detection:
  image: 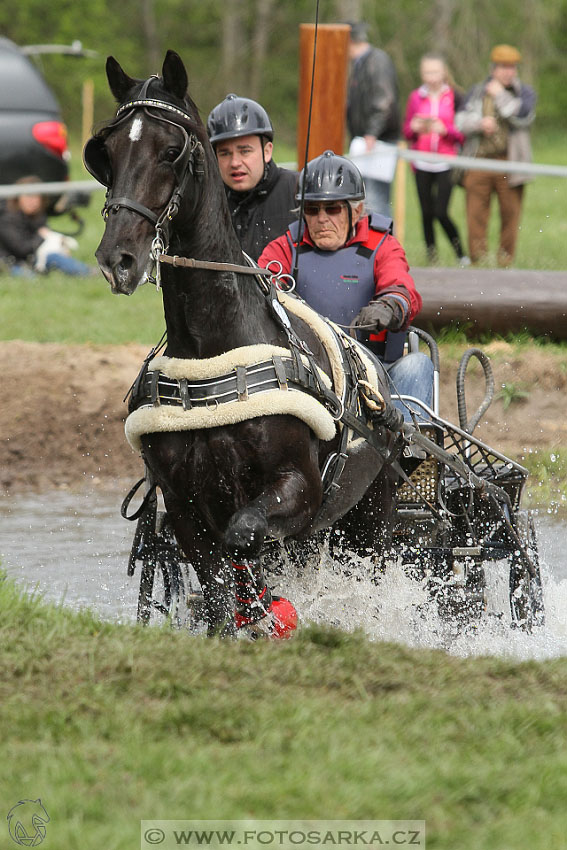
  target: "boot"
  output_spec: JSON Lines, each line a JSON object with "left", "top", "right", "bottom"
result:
{"left": 233, "top": 560, "right": 297, "bottom": 639}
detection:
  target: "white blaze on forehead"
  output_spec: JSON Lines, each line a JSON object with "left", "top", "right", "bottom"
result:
{"left": 129, "top": 117, "right": 143, "bottom": 142}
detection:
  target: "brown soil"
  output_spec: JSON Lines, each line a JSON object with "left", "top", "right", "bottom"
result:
{"left": 1, "top": 340, "right": 565, "bottom": 495}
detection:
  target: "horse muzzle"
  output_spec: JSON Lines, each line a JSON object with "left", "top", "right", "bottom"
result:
{"left": 96, "top": 246, "right": 151, "bottom": 295}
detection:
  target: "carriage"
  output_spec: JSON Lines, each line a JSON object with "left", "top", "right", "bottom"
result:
{"left": 84, "top": 50, "right": 544, "bottom": 638}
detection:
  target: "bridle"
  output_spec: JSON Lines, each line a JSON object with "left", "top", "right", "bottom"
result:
{"left": 83, "top": 77, "right": 206, "bottom": 280}
{"left": 84, "top": 75, "right": 278, "bottom": 289}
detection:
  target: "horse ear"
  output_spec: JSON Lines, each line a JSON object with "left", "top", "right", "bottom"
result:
{"left": 106, "top": 56, "right": 137, "bottom": 103}
{"left": 161, "top": 50, "right": 188, "bottom": 101}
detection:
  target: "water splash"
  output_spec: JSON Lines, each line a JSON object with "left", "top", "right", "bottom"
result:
{"left": 269, "top": 540, "right": 567, "bottom": 661}
{"left": 1, "top": 490, "right": 566, "bottom": 658}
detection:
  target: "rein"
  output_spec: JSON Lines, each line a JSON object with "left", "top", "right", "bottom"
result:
{"left": 158, "top": 254, "right": 271, "bottom": 276}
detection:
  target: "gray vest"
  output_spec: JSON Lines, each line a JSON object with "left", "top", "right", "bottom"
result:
{"left": 287, "top": 214, "right": 405, "bottom": 362}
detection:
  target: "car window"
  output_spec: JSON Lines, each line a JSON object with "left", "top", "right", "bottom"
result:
{"left": 0, "top": 38, "right": 59, "bottom": 113}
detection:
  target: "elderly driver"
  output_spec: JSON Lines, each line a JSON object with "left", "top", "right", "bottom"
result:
{"left": 258, "top": 150, "right": 433, "bottom": 419}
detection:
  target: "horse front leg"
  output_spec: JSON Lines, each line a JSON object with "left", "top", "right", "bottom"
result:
{"left": 224, "top": 467, "right": 321, "bottom": 639}
{"left": 224, "top": 467, "right": 322, "bottom": 558}
{"left": 166, "top": 506, "right": 236, "bottom": 637}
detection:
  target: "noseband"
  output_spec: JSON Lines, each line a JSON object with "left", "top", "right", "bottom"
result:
{"left": 84, "top": 76, "right": 205, "bottom": 264}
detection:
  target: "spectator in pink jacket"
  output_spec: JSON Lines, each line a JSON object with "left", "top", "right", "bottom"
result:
{"left": 403, "top": 54, "right": 469, "bottom": 266}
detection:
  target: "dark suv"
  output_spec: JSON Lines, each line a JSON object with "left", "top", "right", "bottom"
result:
{"left": 0, "top": 37, "right": 75, "bottom": 210}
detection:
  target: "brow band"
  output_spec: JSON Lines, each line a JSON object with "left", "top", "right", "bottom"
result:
{"left": 116, "top": 98, "right": 194, "bottom": 122}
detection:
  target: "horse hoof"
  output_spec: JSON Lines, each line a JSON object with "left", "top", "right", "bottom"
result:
{"left": 236, "top": 596, "right": 297, "bottom": 640}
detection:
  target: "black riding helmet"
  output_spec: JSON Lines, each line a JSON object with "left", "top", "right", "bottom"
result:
{"left": 295, "top": 150, "right": 365, "bottom": 203}
{"left": 207, "top": 94, "right": 274, "bottom": 145}
{"left": 296, "top": 151, "right": 365, "bottom": 239}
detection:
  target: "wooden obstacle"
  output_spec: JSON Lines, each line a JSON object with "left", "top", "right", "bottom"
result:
{"left": 297, "top": 24, "right": 350, "bottom": 165}
{"left": 412, "top": 268, "right": 567, "bottom": 339}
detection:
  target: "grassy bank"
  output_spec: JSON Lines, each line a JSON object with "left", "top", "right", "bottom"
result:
{"left": 1, "top": 573, "right": 566, "bottom": 850}
{"left": 1, "top": 128, "right": 564, "bottom": 340}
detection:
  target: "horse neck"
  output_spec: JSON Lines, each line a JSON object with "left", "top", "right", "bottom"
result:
{"left": 161, "top": 194, "right": 280, "bottom": 359}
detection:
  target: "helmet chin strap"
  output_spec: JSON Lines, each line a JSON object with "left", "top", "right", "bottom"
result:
{"left": 347, "top": 204, "right": 354, "bottom": 240}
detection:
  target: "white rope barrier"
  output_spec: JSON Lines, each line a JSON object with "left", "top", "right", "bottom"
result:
{"left": 283, "top": 145, "right": 567, "bottom": 179}
{"left": 0, "top": 179, "right": 104, "bottom": 199}
{"left": 393, "top": 146, "right": 567, "bottom": 178}
{"left": 1, "top": 145, "right": 565, "bottom": 201}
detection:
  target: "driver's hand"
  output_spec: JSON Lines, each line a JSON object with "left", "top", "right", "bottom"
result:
{"left": 354, "top": 298, "right": 403, "bottom": 332}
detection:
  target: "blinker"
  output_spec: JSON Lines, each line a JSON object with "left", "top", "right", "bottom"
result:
{"left": 83, "top": 135, "right": 113, "bottom": 188}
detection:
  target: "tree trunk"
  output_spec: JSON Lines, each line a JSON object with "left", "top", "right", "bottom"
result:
{"left": 141, "top": 0, "right": 160, "bottom": 75}
{"left": 431, "top": 0, "right": 456, "bottom": 56}
{"left": 222, "top": 0, "right": 246, "bottom": 94}
{"left": 250, "top": 0, "right": 275, "bottom": 101}
{"left": 334, "top": 0, "right": 363, "bottom": 22}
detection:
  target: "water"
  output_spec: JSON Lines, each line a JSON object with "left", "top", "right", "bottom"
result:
{"left": 1, "top": 489, "right": 566, "bottom": 659}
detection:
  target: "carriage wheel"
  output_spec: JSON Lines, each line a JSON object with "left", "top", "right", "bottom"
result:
{"left": 136, "top": 513, "right": 206, "bottom": 629}
{"left": 509, "top": 510, "right": 545, "bottom": 631}
{"left": 420, "top": 551, "right": 486, "bottom": 626}
{"left": 137, "top": 556, "right": 184, "bottom": 625}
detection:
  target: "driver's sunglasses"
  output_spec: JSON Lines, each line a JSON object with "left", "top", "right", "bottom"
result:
{"left": 303, "top": 202, "right": 346, "bottom": 217}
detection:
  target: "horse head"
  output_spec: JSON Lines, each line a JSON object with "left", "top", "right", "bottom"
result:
{"left": 84, "top": 51, "right": 221, "bottom": 295}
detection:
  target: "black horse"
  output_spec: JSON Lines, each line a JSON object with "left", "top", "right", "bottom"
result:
{"left": 85, "top": 50, "right": 402, "bottom": 635}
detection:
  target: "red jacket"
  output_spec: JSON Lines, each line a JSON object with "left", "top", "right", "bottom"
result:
{"left": 258, "top": 215, "right": 422, "bottom": 327}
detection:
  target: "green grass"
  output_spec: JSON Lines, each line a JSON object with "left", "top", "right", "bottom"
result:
{"left": 1, "top": 571, "right": 567, "bottom": 850}
{"left": 0, "top": 127, "right": 562, "bottom": 344}
{"left": 0, "top": 273, "right": 164, "bottom": 344}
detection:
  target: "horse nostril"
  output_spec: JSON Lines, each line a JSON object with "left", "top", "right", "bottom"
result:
{"left": 117, "top": 254, "right": 134, "bottom": 274}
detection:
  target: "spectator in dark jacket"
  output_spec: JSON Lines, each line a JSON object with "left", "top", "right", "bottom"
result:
{"left": 0, "top": 176, "right": 94, "bottom": 277}
{"left": 346, "top": 21, "right": 400, "bottom": 217}
{"left": 207, "top": 94, "right": 297, "bottom": 261}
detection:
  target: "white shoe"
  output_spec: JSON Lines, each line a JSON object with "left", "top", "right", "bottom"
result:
{"left": 459, "top": 256, "right": 472, "bottom": 267}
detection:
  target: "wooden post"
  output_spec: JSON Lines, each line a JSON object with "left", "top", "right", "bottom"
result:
{"left": 393, "top": 141, "right": 407, "bottom": 244}
{"left": 297, "top": 24, "right": 350, "bottom": 168}
{"left": 82, "top": 79, "right": 95, "bottom": 148}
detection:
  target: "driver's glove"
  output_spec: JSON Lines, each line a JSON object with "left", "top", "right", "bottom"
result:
{"left": 354, "top": 297, "right": 405, "bottom": 332}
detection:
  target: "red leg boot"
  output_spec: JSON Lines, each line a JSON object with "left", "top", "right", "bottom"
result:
{"left": 233, "top": 560, "right": 297, "bottom": 640}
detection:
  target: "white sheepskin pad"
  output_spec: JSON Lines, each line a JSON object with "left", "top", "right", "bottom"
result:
{"left": 125, "top": 386, "right": 336, "bottom": 450}
{"left": 279, "top": 292, "right": 381, "bottom": 397}
{"left": 125, "top": 342, "right": 337, "bottom": 451}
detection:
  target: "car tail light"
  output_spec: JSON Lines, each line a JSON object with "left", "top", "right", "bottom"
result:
{"left": 32, "top": 121, "right": 68, "bottom": 158}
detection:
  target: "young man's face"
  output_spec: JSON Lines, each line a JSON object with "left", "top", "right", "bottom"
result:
{"left": 215, "top": 134, "right": 273, "bottom": 192}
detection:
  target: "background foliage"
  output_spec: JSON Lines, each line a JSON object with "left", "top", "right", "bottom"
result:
{"left": 1, "top": 0, "right": 567, "bottom": 150}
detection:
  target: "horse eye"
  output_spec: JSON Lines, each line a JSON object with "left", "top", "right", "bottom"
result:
{"left": 163, "top": 148, "right": 180, "bottom": 163}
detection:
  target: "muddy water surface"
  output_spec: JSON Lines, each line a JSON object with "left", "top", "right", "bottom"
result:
{"left": 2, "top": 489, "right": 566, "bottom": 659}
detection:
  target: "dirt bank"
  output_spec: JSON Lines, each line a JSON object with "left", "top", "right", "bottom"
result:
{"left": 1, "top": 340, "right": 565, "bottom": 494}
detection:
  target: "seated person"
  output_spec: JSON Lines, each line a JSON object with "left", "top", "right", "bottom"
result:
{"left": 0, "top": 176, "right": 94, "bottom": 277}
{"left": 207, "top": 94, "right": 297, "bottom": 261}
{"left": 258, "top": 150, "right": 433, "bottom": 420}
